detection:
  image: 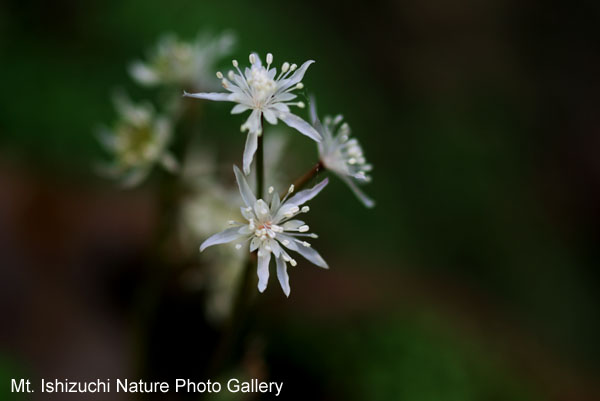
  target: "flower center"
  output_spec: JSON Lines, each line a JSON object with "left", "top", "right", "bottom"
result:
{"left": 247, "top": 66, "right": 276, "bottom": 107}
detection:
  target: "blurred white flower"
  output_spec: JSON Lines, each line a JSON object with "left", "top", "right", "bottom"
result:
{"left": 179, "top": 167, "right": 246, "bottom": 323}
{"left": 129, "top": 32, "right": 235, "bottom": 90}
{"left": 97, "top": 94, "right": 177, "bottom": 187}
{"left": 184, "top": 52, "right": 322, "bottom": 174}
{"left": 310, "top": 102, "right": 375, "bottom": 208}
{"left": 200, "top": 165, "right": 329, "bottom": 297}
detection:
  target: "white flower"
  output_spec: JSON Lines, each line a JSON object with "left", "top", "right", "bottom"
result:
{"left": 310, "top": 102, "right": 375, "bottom": 208}
{"left": 183, "top": 52, "right": 322, "bottom": 174}
{"left": 129, "top": 31, "right": 235, "bottom": 90}
{"left": 97, "top": 94, "right": 178, "bottom": 187}
{"left": 200, "top": 165, "right": 329, "bottom": 297}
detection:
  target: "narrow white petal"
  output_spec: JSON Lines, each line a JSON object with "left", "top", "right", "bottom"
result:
{"left": 234, "top": 165, "right": 257, "bottom": 207}
{"left": 263, "top": 108, "right": 278, "bottom": 125}
{"left": 231, "top": 104, "right": 250, "bottom": 114}
{"left": 270, "top": 103, "right": 290, "bottom": 113}
{"left": 250, "top": 237, "right": 261, "bottom": 252}
{"left": 96, "top": 127, "right": 117, "bottom": 151}
{"left": 269, "top": 239, "right": 282, "bottom": 258}
{"left": 270, "top": 190, "right": 280, "bottom": 213}
{"left": 278, "top": 112, "right": 322, "bottom": 142}
{"left": 257, "top": 249, "right": 271, "bottom": 292}
{"left": 251, "top": 53, "right": 262, "bottom": 67}
{"left": 287, "top": 60, "right": 314, "bottom": 86}
{"left": 276, "top": 256, "right": 290, "bottom": 297}
{"left": 238, "top": 225, "right": 253, "bottom": 235}
{"left": 309, "top": 96, "right": 318, "bottom": 124}
{"left": 183, "top": 91, "right": 232, "bottom": 101}
{"left": 159, "top": 153, "right": 179, "bottom": 172}
{"left": 128, "top": 62, "right": 159, "bottom": 86}
{"left": 241, "top": 206, "right": 254, "bottom": 220}
{"left": 274, "top": 93, "right": 297, "bottom": 102}
{"left": 120, "top": 167, "right": 150, "bottom": 188}
{"left": 278, "top": 233, "right": 328, "bottom": 268}
{"left": 307, "top": 97, "right": 328, "bottom": 140}
{"left": 278, "top": 60, "right": 314, "bottom": 90}
{"left": 200, "top": 227, "right": 245, "bottom": 252}
{"left": 339, "top": 174, "right": 375, "bottom": 208}
{"left": 254, "top": 199, "right": 270, "bottom": 221}
{"left": 285, "top": 178, "right": 329, "bottom": 206}
{"left": 242, "top": 108, "right": 262, "bottom": 133}
{"left": 282, "top": 220, "right": 305, "bottom": 230}
{"left": 242, "top": 130, "right": 258, "bottom": 175}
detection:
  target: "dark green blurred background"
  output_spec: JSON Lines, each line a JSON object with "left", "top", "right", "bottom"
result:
{"left": 1, "top": 0, "right": 599, "bottom": 400}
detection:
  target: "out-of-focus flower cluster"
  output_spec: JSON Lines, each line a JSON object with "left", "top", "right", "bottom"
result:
{"left": 97, "top": 94, "right": 177, "bottom": 187}
{"left": 130, "top": 32, "right": 235, "bottom": 91}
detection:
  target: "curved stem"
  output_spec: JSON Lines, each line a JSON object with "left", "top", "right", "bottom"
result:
{"left": 281, "top": 161, "right": 325, "bottom": 199}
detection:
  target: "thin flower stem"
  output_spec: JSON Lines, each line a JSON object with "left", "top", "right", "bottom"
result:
{"left": 281, "top": 161, "right": 325, "bottom": 199}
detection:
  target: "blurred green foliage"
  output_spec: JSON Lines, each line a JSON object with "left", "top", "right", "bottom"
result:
{"left": 1, "top": 0, "right": 598, "bottom": 398}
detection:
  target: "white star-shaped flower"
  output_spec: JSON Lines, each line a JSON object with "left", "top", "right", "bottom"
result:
{"left": 200, "top": 165, "right": 329, "bottom": 297}
{"left": 184, "top": 52, "right": 322, "bottom": 174}
{"left": 310, "top": 102, "right": 375, "bottom": 208}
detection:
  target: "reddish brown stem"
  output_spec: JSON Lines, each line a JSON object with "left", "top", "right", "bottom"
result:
{"left": 282, "top": 161, "right": 325, "bottom": 199}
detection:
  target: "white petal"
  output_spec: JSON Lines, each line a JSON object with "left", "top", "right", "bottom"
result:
{"left": 270, "top": 103, "right": 290, "bottom": 113}
{"left": 285, "top": 178, "right": 329, "bottom": 206}
{"left": 242, "top": 130, "right": 259, "bottom": 175}
{"left": 238, "top": 225, "right": 253, "bottom": 235}
{"left": 251, "top": 53, "right": 262, "bottom": 67}
{"left": 242, "top": 108, "right": 262, "bottom": 133}
{"left": 160, "top": 153, "right": 179, "bottom": 172}
{"left": 269, "top": 239, "right": 282, "bottom": 258}
{"left": 282, "top": 220, "right": 305, "bottom": 230}
{"left": 339, "top": 174, "right": 375, "bottom": 208}
{"left": 307, "top": 97, "right": 328, "bottom": 142}
{"left": 250, "top": 237, "right": 261, "bottom": 252}
{"left": 276, "top": 256, "right": 290, "bottom": 297}
{"left": 200, "top": 227, "right": 245, "bottom": 252}
{"left": 128, "top": 62, "right": 159, "bottom": 86}
{"left": 274, "top": 93, "right": 297, "bottom": 102}
{"left": 120, "top": 167, "right": 150, "bottom": 188}
{"left": 278, "top": 60, "right": 314, "bottom": 91}
{"left": 263, "top": 108, "right": 278, "bottom": 125}
{"left": 309, "top": 96, "right": 318, "bottom": 124}
{"left": 257, "top": 249, "right": 271, "bottom": 292}
{"left": 254, "top": 199, "right": 270, "bottom": 221}
{"left": 287, "top": 60, "right": 314, "bottom": 86}
{"left": 270, "top": 190, "right": 280, "bottom": 212}
{"left": 183, "top": 91, "right": 232, "bottom": 101}
{"left": 241, "top": 206, "right": 254, "bottom": 220}
{"left": 231, "top": 104, "right": 250, "bottom": 114}
{"left": 234, "top": 165, "right": 257, "bottom": 207}
{"left": 278, "top": 112, "right": 322, "bottom": 142}
{"left": 278, "top": 234, "right": 328, "bottom": 268}
{"left": 96, "top": 127, "right": 117, "bottom": 151}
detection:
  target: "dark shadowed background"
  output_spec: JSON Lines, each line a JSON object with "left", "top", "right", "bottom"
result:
{"left": 1, "top": 0, "right": 599, "bottom": 400}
